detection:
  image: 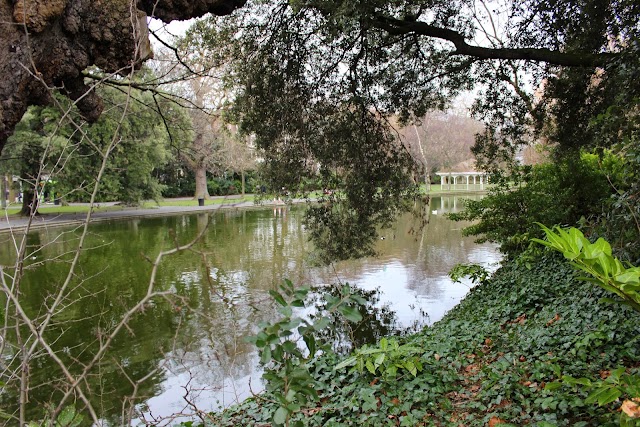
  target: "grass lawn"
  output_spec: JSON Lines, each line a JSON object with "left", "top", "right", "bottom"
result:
{"left": 1, "top": 204, "right": 128, "bottom": 216}
{"left": 142, "top": 195, "right": 255, "bottom": 208}
{"left": 1, "top": 196, "right": 257, "bottom": 217}
{"left": 2, "top": 188, "right": 487, "bottom": 216}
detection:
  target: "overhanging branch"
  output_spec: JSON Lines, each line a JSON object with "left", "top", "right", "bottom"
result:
{"left": 372, "top": 16, "right": 618, "bottom": 68}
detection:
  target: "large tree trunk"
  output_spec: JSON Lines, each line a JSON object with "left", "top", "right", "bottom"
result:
{"left": 241, "top": 170, "right": 245, "bottom": 195}
{"left": 195, "top": 166, "right": 209, "bottom": 200}
{"left": 0, "top": 0, "right": 245, "bottom": 155}
{"left": 20, "top": 188, "right": 38, "bottom": 216}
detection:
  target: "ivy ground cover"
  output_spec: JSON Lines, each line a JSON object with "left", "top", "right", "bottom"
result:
{"left": 197, "top": 253, "right": 640, "bottom": 426}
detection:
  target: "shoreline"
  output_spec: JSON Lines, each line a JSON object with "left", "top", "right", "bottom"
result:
{"left": 0, "top": 198, "right": 299, "bottom": 233}
{"left": 0, "top": 190, "right": 488, "bottom": 234}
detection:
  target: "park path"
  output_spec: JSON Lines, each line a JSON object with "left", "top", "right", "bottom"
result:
{"left": 0, "top": 197, "right": 293, "bottom": 233}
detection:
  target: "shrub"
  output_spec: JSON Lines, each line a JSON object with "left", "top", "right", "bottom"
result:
{"left": 450, "top": 152, "right": 618, "bottom": 257}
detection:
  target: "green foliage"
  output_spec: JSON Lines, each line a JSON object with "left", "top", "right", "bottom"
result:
{"left": 534, "top": 226, "right": 640, "bottom": 425}
{"left": 158, "top": 165, "right": 196, "bottom": 198}
{"left": 334, "top": 337, "right": 423, "bottom": 379}
{"left": 450, "top": 154, "right": 616, "bottom": 257}
{"left": 56, "top": 85, "right": 169, "bottom": 205}
{"left": 449, "top": 263, "right": 491, "bottom": 286}
{"left": 4, "top": 80, "right": 171, "bottom": 206}
{"left": 590, "top": 90, "right": 640, "bottom": 264}
{"left": 191, "top": 252, "right": 640, "bottom": 426}
{"left": 247, "top": 280, "right": 364, "bottom": 426}
{"left": 533, "top": 224, "right": 640, "bottom": 313}
{"left": 548, "top": 368, "right": 640, "bottom": 407}
{"left": 206, "top": 174, "right": 257, "bottom": 196}
{"left": 27, "top": 406, "right": 83, "bottom": 427}
{"left": 306, "top": 284, "right": 400, "bottom": 355}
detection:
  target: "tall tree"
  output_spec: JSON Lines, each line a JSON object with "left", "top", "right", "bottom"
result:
{"left": 151, "top": 37, "right": 257, "bottom": 200}
{"left": 3, "top": 83, "right": 171, "bottom": 212}
{"left": 395, "top": 111, "right": 485, "bottom": 184}
{"left": 0, "top": 0, "right": 245, "bottom": 153}
{"left": 174, "top": 0, "right": 638, "bottom": 260}
{"left": 220, "top": 126, "right": 257, "bottom": 195}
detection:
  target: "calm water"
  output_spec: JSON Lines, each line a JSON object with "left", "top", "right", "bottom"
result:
{"left": 0, "top": 196, "right": 500, "bottom": 425}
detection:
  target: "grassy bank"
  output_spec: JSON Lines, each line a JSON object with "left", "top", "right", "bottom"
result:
{"left": 201, "top": 253, "right": 640, "bottom": 426}
{"left": 1, "top": 186, "right": 484, "bottom": 216}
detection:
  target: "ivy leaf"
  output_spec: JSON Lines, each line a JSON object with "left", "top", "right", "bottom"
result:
{"left": 273, "top": 406, "right": 289, "bottom": 425}
{"left": 335, "top": 356, "right": 357, "bottom": 371}
{"left": 365, "top": 359, "right": 376, "bottom": 374}
{"left": 545, "top": 381, "right": 563, "bottom": 391}
{"left": 313, "top": 317, "right": 331, "bottom": 331}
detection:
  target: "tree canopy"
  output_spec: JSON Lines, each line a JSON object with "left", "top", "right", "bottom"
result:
{"left": 175, "top": 0, "right": 639, "bottom": 261}
{"left": 3, "top": 82, "right": 174, "bottom": 210}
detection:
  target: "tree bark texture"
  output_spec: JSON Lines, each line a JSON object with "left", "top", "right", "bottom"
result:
{"left": 195, "top": 166, "right": 209, "bottom": 200}
{"left": 0, "top": 0, "right": 245, "bottom": 154}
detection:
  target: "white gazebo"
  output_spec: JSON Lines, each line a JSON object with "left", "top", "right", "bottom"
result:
{"left": 436, "top": 159, "right": 488, "bottom": 191}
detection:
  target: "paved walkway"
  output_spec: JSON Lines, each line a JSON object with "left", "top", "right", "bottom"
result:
{"left": 0, "top": 197, "right": 294, "bottom": 233}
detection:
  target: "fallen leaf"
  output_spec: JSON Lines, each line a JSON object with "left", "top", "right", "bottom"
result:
{"left": 621, "top": 400, "right": 640, "bottom": 418}
{"left": 488, "top": 416, "right": 507, "bottom": 426}
{"left": 546, "top": 313, "right": 561, "bottom": 326}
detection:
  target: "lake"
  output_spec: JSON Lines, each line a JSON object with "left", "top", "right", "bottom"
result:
{"left": 0, "top": 195, "right": 500, "bottom": 425}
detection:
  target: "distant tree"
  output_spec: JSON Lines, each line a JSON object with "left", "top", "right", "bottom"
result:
{"left": 219, "top": 125, "right": 257, "bottom": 195}
{"left": 3, "top": 83, "right": 171, "bottom": 212}
{"left": 2, "top": 106, "right": 62, "bottom": 215}
{"left": 395, "top": 111, "right": 484, "bottom": 185}
{"left": 151, "top": 43, "right": 248, "bottom": 200}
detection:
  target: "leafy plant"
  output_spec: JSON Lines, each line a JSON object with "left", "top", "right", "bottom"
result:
{"left": 247, "top": 280, "right": 364, "bottom": 426}
{"left": 27, "top": 406, "right": 83, "bottom": 427}
{"left": 305, "top": 284, "right": 401, "bottom": 355}
{"left": 450, "top": 154, "right": 615, "bottom": 257}
{"left": 532, "top": 224, "right": 640, "bottom": 313}
{"left": 449, "top": 263, "right": 491, "bottom": 286}
{"left": 546, "top": 368, "right": 640, "bottom": 426}
{"left": 334, "top": 337, "right": 423, "bottom": 379}
{"left": 534, "top": 225, "right": 640, "bottom": 425}
{"left": 190, "top": 252, "right": 640, "bottom": 426}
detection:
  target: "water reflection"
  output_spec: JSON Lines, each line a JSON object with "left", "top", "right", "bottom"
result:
{"left": 0, "top": 196, "right": 499, "bottom": 424}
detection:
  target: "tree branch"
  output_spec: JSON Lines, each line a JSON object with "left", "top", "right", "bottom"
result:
{"left": 372, "top": 16, "right": 617, "bottom": 67}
